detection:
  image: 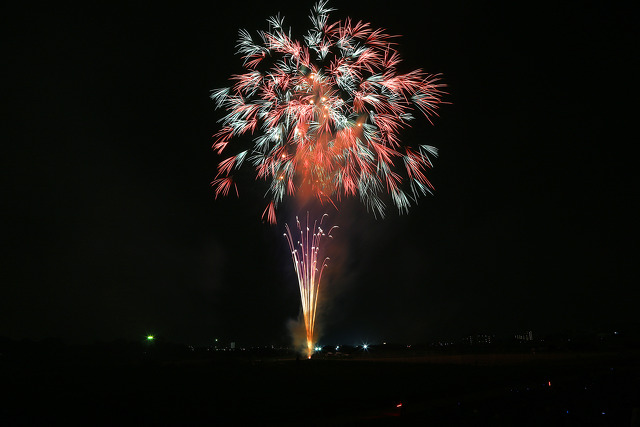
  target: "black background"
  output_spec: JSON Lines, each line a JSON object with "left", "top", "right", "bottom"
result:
{"left": 2, "top": 0, "right": 637, "bottom": 347}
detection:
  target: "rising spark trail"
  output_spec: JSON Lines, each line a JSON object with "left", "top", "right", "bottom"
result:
{"left": 284, "top": 213, "right": 337, "bottom": 358}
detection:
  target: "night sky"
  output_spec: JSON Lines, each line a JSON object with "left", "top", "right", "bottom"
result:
{"left": 3, "top": 1, "right": 636, "bottom": 347}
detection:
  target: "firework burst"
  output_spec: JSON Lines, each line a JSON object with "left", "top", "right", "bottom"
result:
{"left": 211, "top": 0, "right": 445, "bottom": 223}
{"left": 284, "top": 213, "right": 337, "bottom": 358}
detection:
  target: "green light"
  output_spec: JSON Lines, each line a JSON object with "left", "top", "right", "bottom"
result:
{"left": 147, "top": 335, "right": 154, "bottom": 341}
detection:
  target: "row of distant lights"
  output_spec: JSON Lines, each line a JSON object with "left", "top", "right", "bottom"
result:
{"left": 148, "top": 331, "right": 623, "bottom": 346}
{"left": 149, "top": 336, "right": 409, "bottom": 352}
{"left": 313, "top": 344, "right": 369, "bottom": 352}
{"left": 314, "top": 343, "right": 417, "bottom": 351}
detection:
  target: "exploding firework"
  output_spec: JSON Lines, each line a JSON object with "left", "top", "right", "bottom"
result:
{"left": 211, "top": 0, "right": 444, "bottom": 223}
{"left": 284, "top": 213, "right": 337, "bottom": 358}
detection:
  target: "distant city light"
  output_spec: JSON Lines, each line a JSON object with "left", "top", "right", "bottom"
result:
{"left": 363, "top": 344, "right": 368, "bottom": 350}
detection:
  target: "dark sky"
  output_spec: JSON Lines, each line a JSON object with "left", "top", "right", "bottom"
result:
{"left": 2, "top": 1, "right": 637, "bottom": 347}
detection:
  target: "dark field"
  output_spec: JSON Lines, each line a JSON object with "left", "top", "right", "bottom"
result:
{"left": 2, "top": 344, "right": 639, "bottom": 426}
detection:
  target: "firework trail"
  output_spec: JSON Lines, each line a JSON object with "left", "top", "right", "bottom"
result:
{"left": 284, "top": 213, "right": 337, "bottom": 358}
{"left": 211, "top": 0, "right": 444, "bottom": 223}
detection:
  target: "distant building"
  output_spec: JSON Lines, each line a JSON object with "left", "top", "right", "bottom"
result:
{"left": 463, "top": 334, "right": 493, "bottom": 345}
{"left": 515, "top": 331, "right": 534, "bottom": 341}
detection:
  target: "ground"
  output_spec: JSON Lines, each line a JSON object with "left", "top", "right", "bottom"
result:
{"left": 2, "top": 345, "right": 639, "bottom": 425}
